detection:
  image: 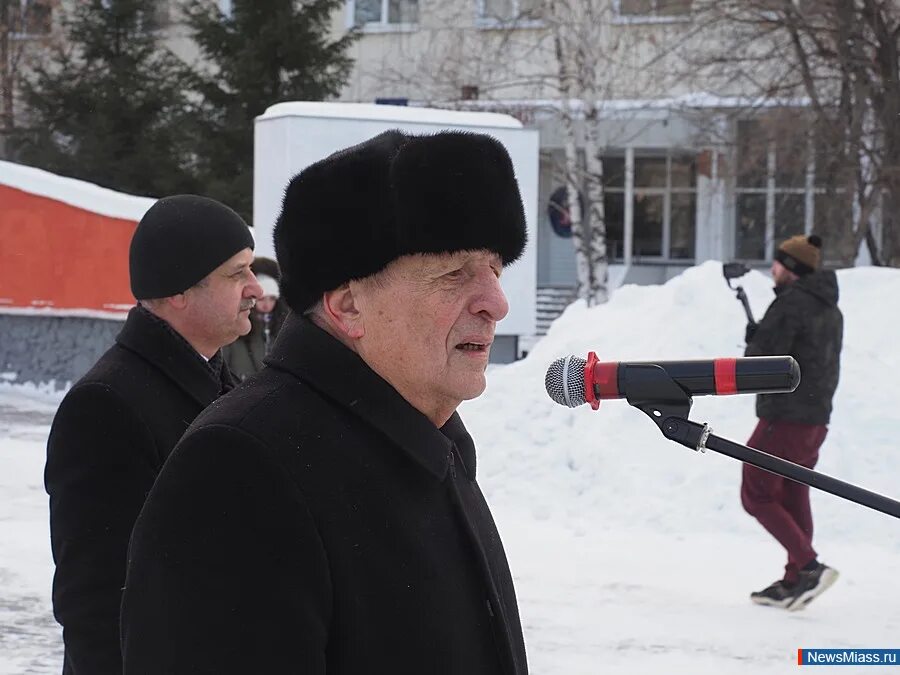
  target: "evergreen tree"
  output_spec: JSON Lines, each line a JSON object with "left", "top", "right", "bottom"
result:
{"left": 183, "top": 0, "right": 356, "bottom": 221}
{"left": 15, "top": 0, "right": 199, "bottom": 197}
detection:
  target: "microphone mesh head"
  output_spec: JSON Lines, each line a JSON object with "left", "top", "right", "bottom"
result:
{"left": 545, "top": 356, "right": 587, "bottom": 407}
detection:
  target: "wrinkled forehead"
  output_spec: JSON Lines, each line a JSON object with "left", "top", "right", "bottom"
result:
{"left": 393, "top": 249, "right": 503, "bottom": 273}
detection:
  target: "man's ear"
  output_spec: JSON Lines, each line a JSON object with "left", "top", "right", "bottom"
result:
{"left": 166, "top": 293, "right": 188, "bottom": 311}
{"left": 322, "top": 283, "right": 365, "bottom": 340}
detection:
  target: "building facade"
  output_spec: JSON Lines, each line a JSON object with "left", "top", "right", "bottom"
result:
{"left": 329, "top": 0, "right": 854, "bottom": 301}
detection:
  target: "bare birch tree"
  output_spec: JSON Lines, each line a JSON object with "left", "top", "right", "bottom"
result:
{"left": 356, "top": 0, "right": 690, "bottom": 305}
{"left": 547, "top": 0, "right": 609, "bottom": 305}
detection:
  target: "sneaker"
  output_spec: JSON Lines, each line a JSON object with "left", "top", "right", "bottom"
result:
{"left": 786, "top": 563, "right": 839, "bottom": 612}
{"left": 750, "top": 579, "right": 797, "bottom": 608}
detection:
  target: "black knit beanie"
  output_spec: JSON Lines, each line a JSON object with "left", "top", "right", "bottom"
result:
{"left": 775, "top": 234, "right": 822, "bottom": 276}
{"left": 274, "top": 130, "right": 527, "bottom": 313}
{"left": 130, "top": 195, "right": 255, "bottom": 300}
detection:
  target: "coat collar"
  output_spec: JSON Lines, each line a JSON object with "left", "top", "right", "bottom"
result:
{"left": 116, "top": 305, "right": 235, "bottom": 408}
{"left": 265, "top": 314, "right": 477, "bottom": 481}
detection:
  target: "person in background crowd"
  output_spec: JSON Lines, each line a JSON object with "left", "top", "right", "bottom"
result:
{"left": 742, "top": 234, "right": 843, "bottom": 611}
{"left": 45, "top": 195, "right": 262, "bottom": 674}
{"left": 223, "top": 256, "right": 288, "bottom": 380}
{"left": 121, "top": 130, "right": 529, "bottom": 674}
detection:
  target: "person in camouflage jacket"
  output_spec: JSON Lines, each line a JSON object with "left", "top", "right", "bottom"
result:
{"left": 742, "top": 234, "right": 843, "bottom": 612}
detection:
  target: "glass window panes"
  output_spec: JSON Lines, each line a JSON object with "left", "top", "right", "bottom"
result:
{"left": 354, "top": 0, "right": 382, "bottom": 25}
{"left": 602, "top": 157, "right": 625, "bottom": 189}
{"left": 388, "top": 0, "right": 418, "bottom": 23}
{"left": 482, "top": 0, "right": 512, "bottom": 18}
{"left": 519, "top": 0, "right": 542, "bottom": 18}
{"left": 619, "top": 0, "right": 690, "bottom": 14}
{"left": 633, "top": 193, "right": 664, "bottom": 258}
{"left": 482, "top": 0, "right": 539, "bottom": 20}
{"left": 658, "top": 0, "right": 691, "bottom": 13}
{"left": 146, "top": 0, "right": 170, "bottom": 30}
{"left": 670, "top": 193, "right": 696, "bottom": 258}
{"left": 814, "top": 192, "right": 851, "bottom": 236}
{"left": 670, "top": 155, "right": 696, "bottom": 188}
{"left": 10, "top": 0, "right": 52, "bottom": 34}
{"left": 600, "top": 151, "right": 696, "bottom": 261}
{"left": 774, "top": 193, "right": 805, "bottom": 241}
{"left": 603, "top": 193, "right": 625, "bottom": 260}
{"left": 736, "top": 193, "right": 767, "bottom": 260}
{"left": 774, "top": 138, "right": 807, "bottom": 188}
{"left": 737, "top": 120, "right": 767, "bottom": 188}
{"left": 619, "top": 0, "right": 654, "bottom": 14}
{"left": 634, "top": 157, "right": 667, "bottom": 188}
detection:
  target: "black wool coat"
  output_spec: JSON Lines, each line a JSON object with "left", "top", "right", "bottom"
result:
{"left": 45, "top": 306, "right": 235, "bottom": 675}
{"left": 746, "top": 270, "right": 843, "bottom": 425}
{"left": 121, "top": 315, "right": 529, "bottom": 675}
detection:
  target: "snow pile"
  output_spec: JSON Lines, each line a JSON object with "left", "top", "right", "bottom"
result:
{"left": 465, "top": 261, "right": 900, "bottom": 545}
{"left": 3, "top": 260, "right": 899, "bottom": 674}
{"left": 0, "top": 159, "right": 156, "bottom": 221}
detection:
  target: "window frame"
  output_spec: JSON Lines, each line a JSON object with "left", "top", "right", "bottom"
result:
{"left": 7, "top": 0, "right": 53, "bottom": 40}
{"left": 733, "top": 123, "right": 832, "bottom": 262}
{"left": 612, "top": 0, "right": 692, "bottom": 25}
{"left": 603, "top": 149, "right": 698, "bottom": 263}
{"left": 475, "top": 0, "right": 544, "bottom": 29}
{"left": 346, "top": 0, "right": 419, "bottom": 33}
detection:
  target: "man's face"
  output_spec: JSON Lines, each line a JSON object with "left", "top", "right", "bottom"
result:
{"left": 771, "top": 259, "right": 797, "bottom": 287}
{"left": 185, "top": 248, "right": 263, "bottom": 351}
{"left": 255, "top": 296, "right": 277, "bottom": 314}
{"left": 350, "top": 250, "right": 509, "bottom": 424}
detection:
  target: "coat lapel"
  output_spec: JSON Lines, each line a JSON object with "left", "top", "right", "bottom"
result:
{"left": 266, "top": 314, "right": 481, "bottom": 481}
{"left": 116, "top": 306, "right": 225, "bottom": 409}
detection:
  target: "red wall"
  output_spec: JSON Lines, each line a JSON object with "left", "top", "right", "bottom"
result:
{"left": 0, "top": 184, "right": 137, "bottom": 311}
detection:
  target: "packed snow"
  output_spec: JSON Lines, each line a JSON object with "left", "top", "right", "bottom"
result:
{"left": 2, "top": 261, "right": 898, "bottom": 674}
{"left": 0, "top": 159, "right": 156, "bottom": 221}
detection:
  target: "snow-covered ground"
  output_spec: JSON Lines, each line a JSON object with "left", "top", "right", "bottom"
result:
{"left": 2, "top": 261, "right": 899, "bottom": 674}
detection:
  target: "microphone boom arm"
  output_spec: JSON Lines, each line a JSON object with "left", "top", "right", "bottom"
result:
{"left": 626, "top": 364, "right": 900, "bottom": 521}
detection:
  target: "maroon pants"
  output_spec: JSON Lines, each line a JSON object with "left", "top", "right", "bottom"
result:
{"left": 742, "top": 418, "right": 828, "bottom": 584}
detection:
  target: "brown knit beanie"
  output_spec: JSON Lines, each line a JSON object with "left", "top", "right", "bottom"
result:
{"left": 775, "top": 234, "right": 822, "bottom": 276}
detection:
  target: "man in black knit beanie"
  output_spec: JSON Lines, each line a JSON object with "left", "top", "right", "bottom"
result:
{"left": 46, "top": 195, "right": 263, "bottom": 674}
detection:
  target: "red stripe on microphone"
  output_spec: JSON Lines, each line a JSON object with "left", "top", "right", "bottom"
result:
{"left": 714, "top": 358, "right": 738, "bottom": 395}
{"left": 592, "top": 362, "right": 620, "bottom": 399}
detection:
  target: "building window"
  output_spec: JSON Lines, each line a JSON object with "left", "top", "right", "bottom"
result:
{"left": 351, "top": 0, "right": 418, "bottom": 27}
{"left": 478, "top": 0, "right": 541, "bottom": 22}
{"left": 603, "top": 151, "right": 697, "bottom": 261}
{"left": 616, "top": 0, "right": 691, "bottom": 19}
{"left": 8, "top": 0, "right": 53, "bottom": 38}
{"left": 146, "top": 0, "right": 171, "bottom": 30}
{"left": 733, "top": 118, "right": 841, "bottom": 261}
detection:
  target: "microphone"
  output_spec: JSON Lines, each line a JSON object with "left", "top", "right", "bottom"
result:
{"left": 546, "top": 353, "right": 800, "bottom": 409}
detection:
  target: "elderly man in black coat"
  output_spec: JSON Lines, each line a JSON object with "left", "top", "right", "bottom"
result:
{"left": 45, "top": 196, "right": 263, "bottom": 674}
{"left": 121, "top": 131, "right": 530, "bottom": 674}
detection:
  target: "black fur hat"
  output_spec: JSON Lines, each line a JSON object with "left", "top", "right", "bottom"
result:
{"left": 274, "top": 130, "right": 527, "bottom": 312}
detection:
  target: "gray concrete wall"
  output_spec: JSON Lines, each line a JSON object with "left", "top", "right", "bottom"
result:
{"left": 0, "top": 314, "right": 521, "bottom": 386}
{"left": 0, "top": 315, "right": 124, "bottom": 389}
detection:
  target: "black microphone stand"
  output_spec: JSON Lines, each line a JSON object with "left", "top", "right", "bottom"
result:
{"left": 624, "top": 364, "right": 900, "bottom": 520}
